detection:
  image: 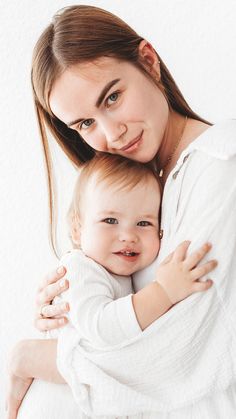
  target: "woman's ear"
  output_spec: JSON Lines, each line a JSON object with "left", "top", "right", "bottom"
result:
{"left": 138, "top": 40, "right": 161, "bottom": 80}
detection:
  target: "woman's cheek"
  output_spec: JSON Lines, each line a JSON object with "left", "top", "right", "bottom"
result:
{"left": 83, "top": 131, "right": 107, "bottom": 152}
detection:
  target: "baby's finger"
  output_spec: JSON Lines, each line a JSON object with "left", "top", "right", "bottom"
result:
{"left": 184, "top": 243, "right": 212, "bottom": 270}
{"left": 161, "top": 251, "right": 174, "bottom": 265}
{"left": 36, "top": 279, "right": 69, "bottom": 306}
{"left": 172, "top": 241, "right": 191, "bottom": 262}
{"left": 38, "top": 266, "right": 67, "bottom": 292}
{"left": 191, "top": 260, "right": 217, "bottom": 280}
{"left": 34, "top": 316, "right": 68, "bottom": 332}
{"left": 192, "top": 279, "right": 213, "bottom": 293}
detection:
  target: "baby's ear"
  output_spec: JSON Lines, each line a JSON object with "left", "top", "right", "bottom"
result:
{"left": 69, "top": 211, "right": 81, "bottom": 247}
{"left": 71, "top": 222, "right": 81, "bottom": 247}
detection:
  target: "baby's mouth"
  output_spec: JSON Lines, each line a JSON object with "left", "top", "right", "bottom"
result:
{"left": 119, "top": 251, "right": 137, "bottom": 257}
{"left": 114, "top": 250, "right": 139, "bottom": 258}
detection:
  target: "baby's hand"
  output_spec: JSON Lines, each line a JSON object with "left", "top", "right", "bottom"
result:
{"left": 155, "top": 241, "right": 216, "bottom": 304}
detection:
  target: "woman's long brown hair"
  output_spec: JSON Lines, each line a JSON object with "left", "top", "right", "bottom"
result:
{"left": 31, "top": 5, "right": 210, "bottom": 254}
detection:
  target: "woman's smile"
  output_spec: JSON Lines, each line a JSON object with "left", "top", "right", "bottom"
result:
{"left": 119, "top": 131, "right": 143, "bottom": 154}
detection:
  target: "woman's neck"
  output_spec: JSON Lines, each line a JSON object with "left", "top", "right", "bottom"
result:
{"left": 156, "top": 112, "right": 211, "bottom": 185}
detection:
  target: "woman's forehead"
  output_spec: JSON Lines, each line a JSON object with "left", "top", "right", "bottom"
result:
{"left": 69, "top": 57, "right": 125, "bottom": 80}
{"left": 49, "top": 58, "right": 135, "bottom": 121}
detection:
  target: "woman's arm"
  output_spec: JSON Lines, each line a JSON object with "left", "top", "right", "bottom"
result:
{"left": 9, "top": 339, "right": 65, "bottom": 384}
{"left": 6, "top": 339, "right": 65, "bottom": 419}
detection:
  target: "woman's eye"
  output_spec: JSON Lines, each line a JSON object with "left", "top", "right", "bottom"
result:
{"left": 137, "top": 221, "right": 151, "bottom": 227}
{"left": 106, "top": 92, "right": 119, "bottom": 106}
{"left": 103, "top": 218, "right": 118, "bottom": 224}
{"left": 80, "top": 118, "right": 94, "bottom": 130}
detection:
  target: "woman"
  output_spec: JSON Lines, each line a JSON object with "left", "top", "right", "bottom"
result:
{"left": 7, "top": 4, "right": 236, "bottom": 419}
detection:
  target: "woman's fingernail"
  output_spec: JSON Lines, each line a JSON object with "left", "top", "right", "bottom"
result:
{"left": 59, "top": 279, "right": 66, "bottom": 288}
{"left": 57, "top": 266, "right": 65, "bottom": 275}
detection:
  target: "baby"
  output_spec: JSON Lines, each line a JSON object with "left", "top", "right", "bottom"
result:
{"left": 55, "top": 153, "right": 215, "bottom": 416}
{"left": 61, "top": 153, "right": 214, "bottom": 335}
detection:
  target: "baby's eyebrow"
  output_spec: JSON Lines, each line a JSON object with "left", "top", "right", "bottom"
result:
{"left": 140, "top": 214, "right": 158, "bottom": 220}
{"left": 67, "top": 78, "right": 121, "bottom": 128}
{"left": 98, "top": 210, "right": 121, "bottom": 217}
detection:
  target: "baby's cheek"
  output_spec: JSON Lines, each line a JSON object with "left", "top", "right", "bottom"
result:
{"left": 150, "top": 234, "right": 160, "bottom": 261}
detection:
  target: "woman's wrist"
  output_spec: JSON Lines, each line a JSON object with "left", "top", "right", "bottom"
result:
{"left": 8, "top": 340, "right": 33, "bottom": 379}
{"left": 8, "top": 339, "right": 65, "bottom": 383}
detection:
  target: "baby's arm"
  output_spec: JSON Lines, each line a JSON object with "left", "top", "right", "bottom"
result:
{"left": 60, "top": 245, "right": 216, "bottom": 348}
{"left": 132, "top": 241, "right": 216, "bottom": 330}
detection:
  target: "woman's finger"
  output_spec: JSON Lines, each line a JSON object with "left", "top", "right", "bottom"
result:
{"left": 36, "top": 279, "right": 69, "bottom": 306}
{"left": 172, "top": 241, "right": 191, "bottom": 262}
{"left": 184, "top": 242, "right": 212, "bottom": 270}
{"left": 34, "top": 316, "right": 68, "bottom": 332}
{"left": 38, "top": 266, "right": 66, "bottom": 293}
{"left": 191, "top": 260, "right": 217, "bottom": 280}
{"left": 40, "top": 302, "right": 70, "bottom": 318}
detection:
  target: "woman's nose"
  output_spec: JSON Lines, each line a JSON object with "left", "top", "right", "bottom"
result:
{"left": 101, "top": 118, "right": 127, "bottom": 146}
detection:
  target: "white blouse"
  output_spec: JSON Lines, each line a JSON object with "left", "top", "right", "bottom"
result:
{"left": 56, "top": 120, "right": 236, "bottom": 418}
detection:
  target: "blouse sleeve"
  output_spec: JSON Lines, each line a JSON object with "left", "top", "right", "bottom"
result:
{"left": 130, "top": 152, "right": 236, "bottom": 408}
{"left": 163, "top": 154, "right": 236, "bottom": 298}
{"left": 138, "top": 153, "right": 236, "bottom": 404}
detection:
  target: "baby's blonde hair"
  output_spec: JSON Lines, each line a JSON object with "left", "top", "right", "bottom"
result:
{"left": 68, "top": 153, "right": 161, "bottom": 247}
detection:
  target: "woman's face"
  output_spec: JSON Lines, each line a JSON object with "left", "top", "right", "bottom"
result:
{"left": 50, "top": 56, "right": 169, "bottom": 163}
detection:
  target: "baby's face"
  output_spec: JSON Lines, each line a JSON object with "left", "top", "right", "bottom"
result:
{"left": 79, "top": 176, "right": 161, "bottom": 276}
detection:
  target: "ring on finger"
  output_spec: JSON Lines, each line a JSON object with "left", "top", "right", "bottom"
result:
{"left": 39, "top": 302, "right": 52, "bottom": 318}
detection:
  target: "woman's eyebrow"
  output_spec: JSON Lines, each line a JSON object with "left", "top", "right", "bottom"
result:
{"left": 67, "top": 78, "right": 120, "bottom": 128}
{"left": 95, "top": 78, "right": 120, "bottom": 107}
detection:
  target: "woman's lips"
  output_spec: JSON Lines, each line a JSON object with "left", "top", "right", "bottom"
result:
{"left": 120, "top": 132, "right": 143, "bottom": 153}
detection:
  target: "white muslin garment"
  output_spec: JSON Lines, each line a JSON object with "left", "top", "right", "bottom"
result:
{"left": 55, "top": 120, "right": 236, "bottom": 419}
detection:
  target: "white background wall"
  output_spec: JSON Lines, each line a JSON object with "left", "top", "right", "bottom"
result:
{"left": 1, "top": 0, "right": 236, "bottom": 415}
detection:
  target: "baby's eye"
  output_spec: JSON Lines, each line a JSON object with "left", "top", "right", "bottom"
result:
{"left": 106, "top": 92, "right": 119, "bottom": 106}
{"left": 103, "top": 218, "right": 118, "bottom": 224}
{"left": 137, "top": 221, "right": 152, "bottom": 227}
{"left": 79, "top": 118, "right": 94, "bottom": 130}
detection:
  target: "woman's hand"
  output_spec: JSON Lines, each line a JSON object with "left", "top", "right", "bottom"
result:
{"left": 35, "top": 266, "right": 70, "bottom": 332}
{"left": 155, "top": 241, "right": 217, "bottom": 304}
{"left": 5, "top": 341, "right": 33, "bottom": 419}
{"left": 5, "top": 373, "right": 33, "bottom": 419}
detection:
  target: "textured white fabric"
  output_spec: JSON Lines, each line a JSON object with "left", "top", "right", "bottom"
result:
{"left": 59, "top": 250, "right": 141, "bottom": 348}
{"left": 56, "top": 120, "right": 236, "bottom": 418}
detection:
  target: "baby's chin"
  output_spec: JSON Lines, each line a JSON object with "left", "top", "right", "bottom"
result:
{"left": 104, "top": 262, "right": 139, "bottom": 277}
{"left": 106, "top": 267, "right": 134, "bottom": 277}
